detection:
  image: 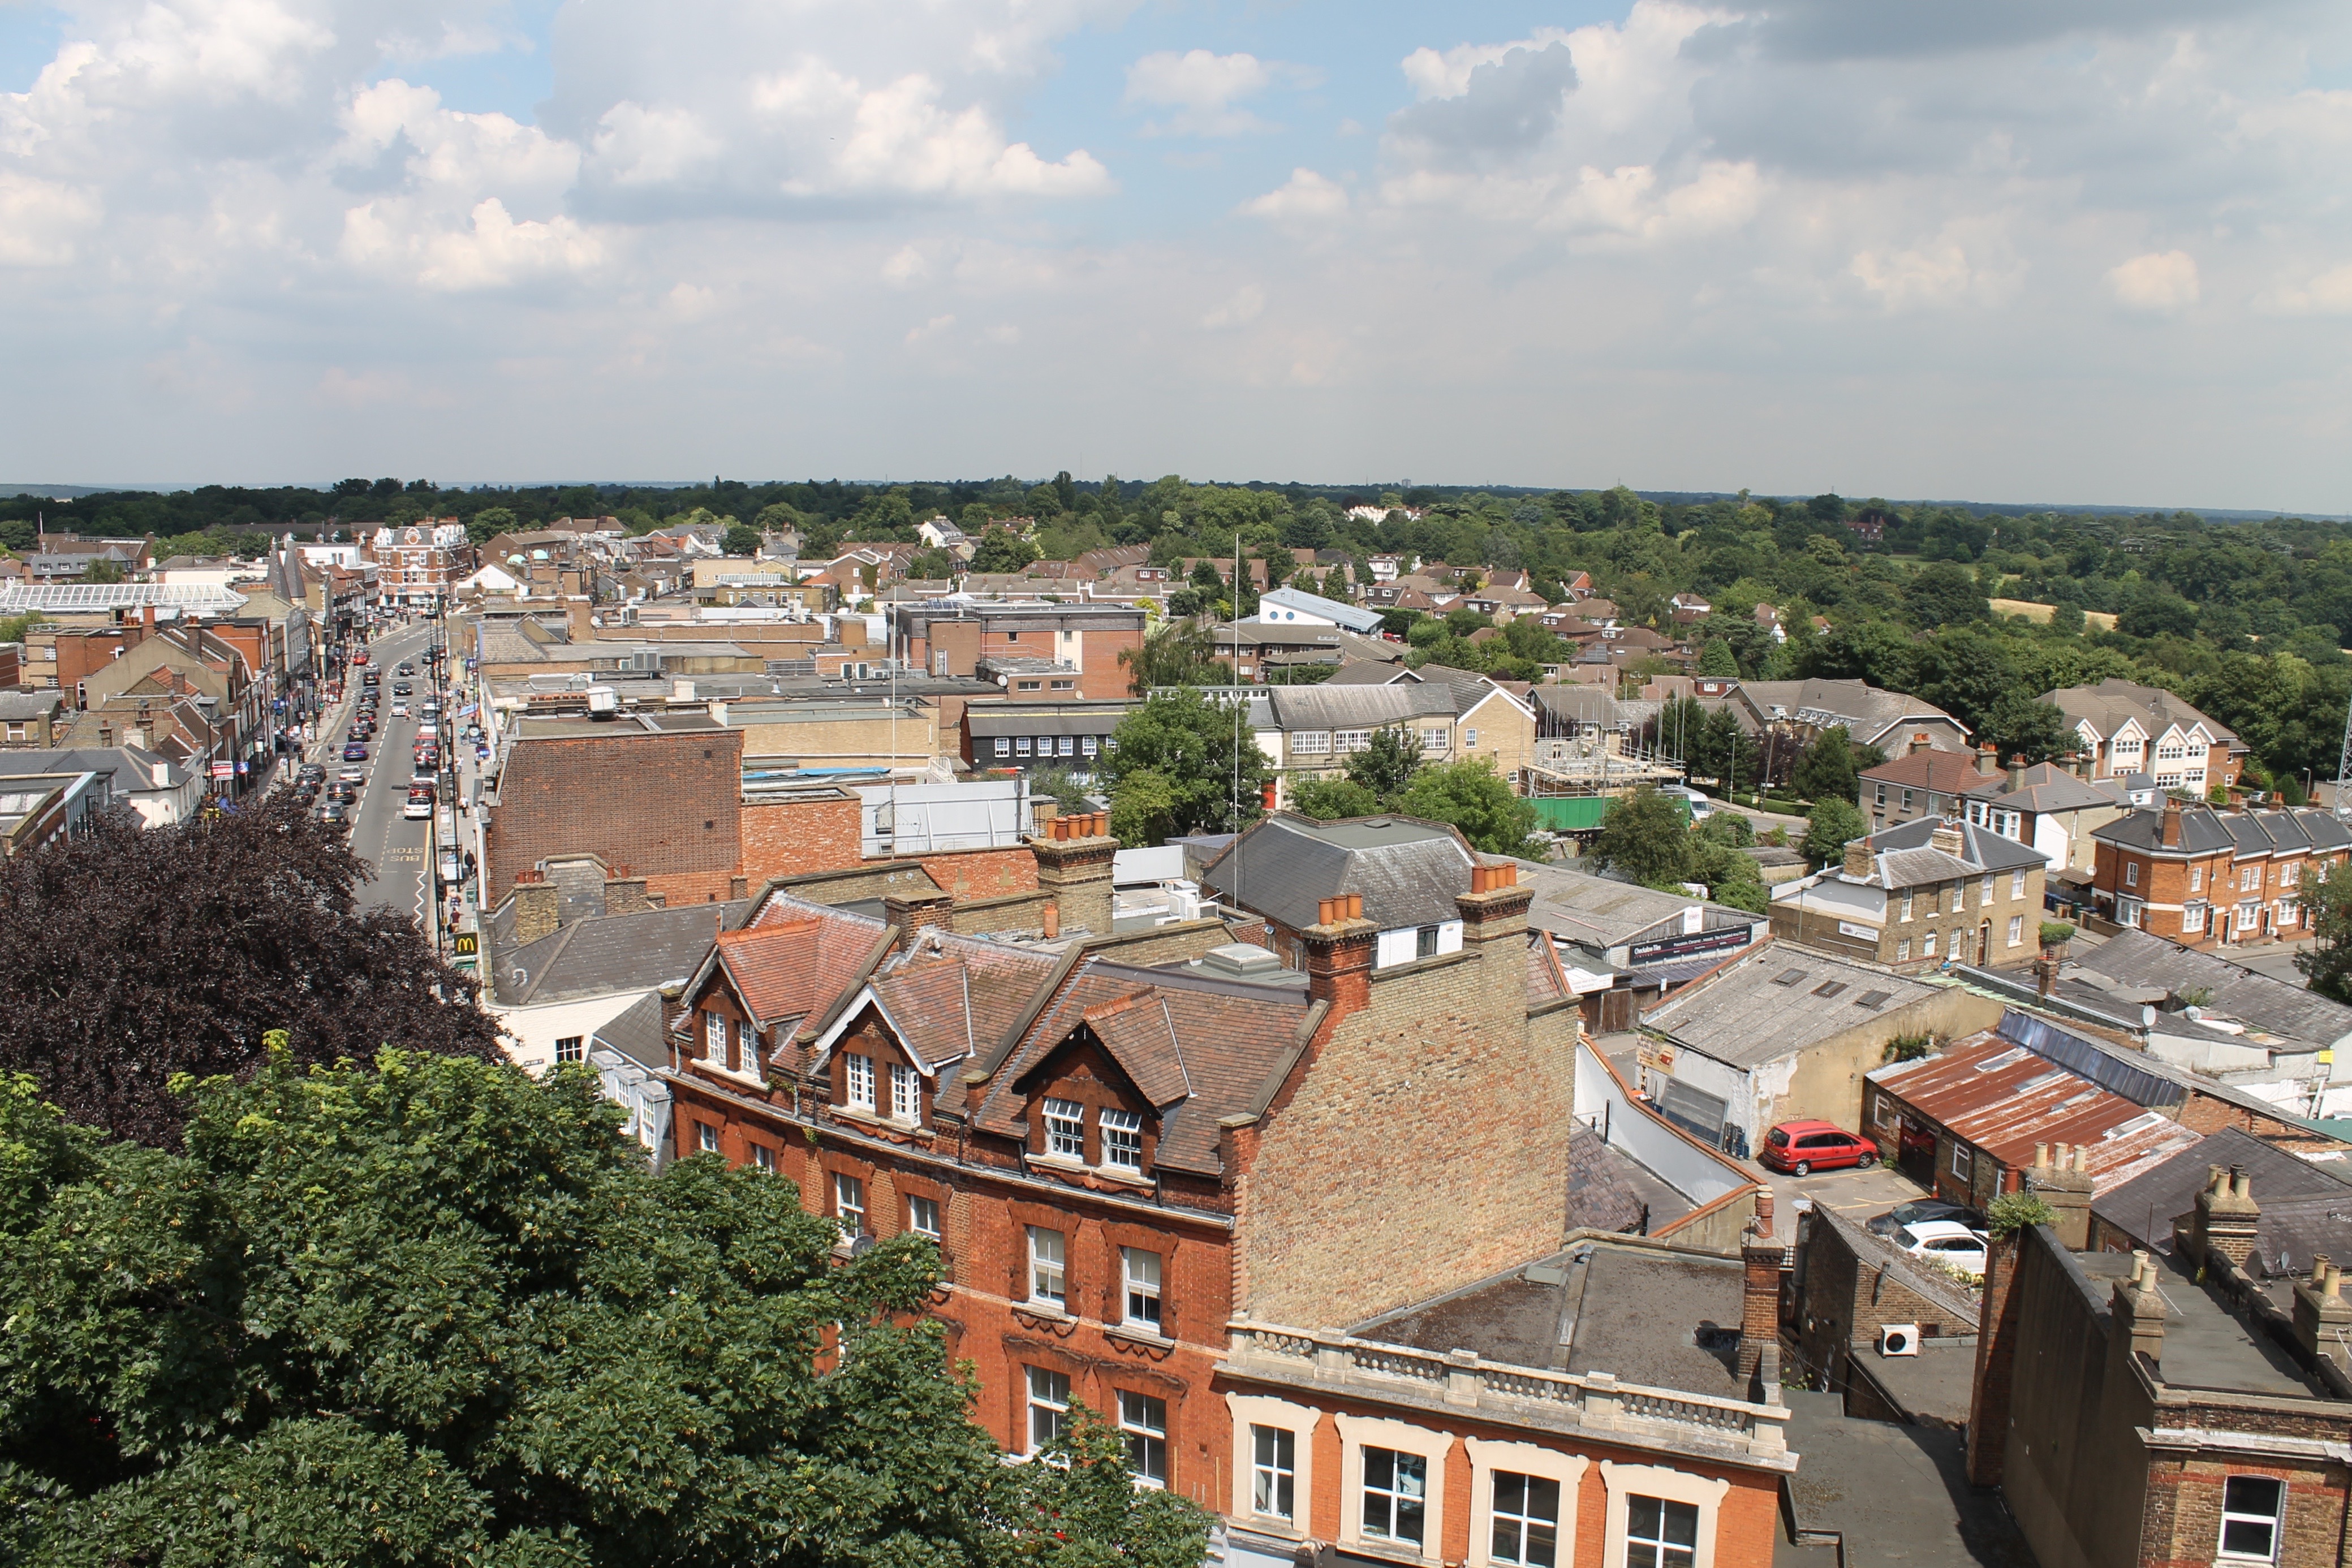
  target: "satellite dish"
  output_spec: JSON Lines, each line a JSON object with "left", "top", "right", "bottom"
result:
{"left": 848, "top": 1234, "right": 877, "bottom": 1257}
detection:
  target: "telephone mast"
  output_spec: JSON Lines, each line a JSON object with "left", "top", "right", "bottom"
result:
{"left": 2336, "top": 690, "right": 2352, "bottom": 823}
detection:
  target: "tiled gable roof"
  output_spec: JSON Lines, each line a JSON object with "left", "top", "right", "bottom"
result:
{"left": 2043, "top": 678, "right": 2238, "bottom": 748}
{"left": 973, "top": 955, "right": 1316, "bottom": 1178}
{"left": 1860, "top": 749, "right": 1981, "bottom": 794}
{"left": 702, "top": 897, "right": 890, "bottom": 1031}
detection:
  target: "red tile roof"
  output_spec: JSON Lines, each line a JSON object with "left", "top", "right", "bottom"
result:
{"left": 709, "top": 902, "right": 890, "bottom": 1031}
{"left": 1861, "top": 748, "right": 1989, "bottom": 793}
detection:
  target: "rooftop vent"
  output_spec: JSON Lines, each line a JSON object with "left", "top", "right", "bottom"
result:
{"left": 1812, "top": 981, "right": 1849, "bottom": 998}
{"left": 1854, "top": 990, "right": 1894, "bottom": 1009}
{"left": 1201, "top": 943, "right": 1283, "bottom": 978}
{"left": 1772, "top": 968, "right": 1810, "bottom": 987}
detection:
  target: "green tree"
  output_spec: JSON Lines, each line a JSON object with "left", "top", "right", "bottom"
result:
{"left": 1588, "top": 785, "right": 1695, "bottom": 887}
{"left": 81, "top": 557, "right": 126, "bottom": 584}
{"left": 1117, "top": 619, "right": 1221, "bottom": 694}
{"left": 466, "top": 506, "right": 517, "bottom": 546}
{"left": 971, "top": 526, "right": 1039, "bottom": 574}
{"left": 2297, "top": 859, "right": 2352, "bottom": 1004}
{"left": 1098, "top": 690, "right": 1272, "bottom": 845}
{"left": 722, "top": 522, "right": 761, "bottom": 555}
{"left": 1290, "top": 775, "right": 1380, "bottom": 820}
{"left": 1801, "top": 796, "right": 1869, "bottom": 867}
{"left": 1398, "top": 758, "right": 1544, "bottom": 857}
{"left": 1343, "top": 726, "right": 1425, "bottom": 804}
{"left": 1790, "top": 724, "right": 1860, "bottom": 804}
{"left": 0, "top": 1056, "right": 1212, "bottom": 1567}
{"left": 1698, "top": 639, "right": 1738, "bottom": 677}
{"left": 1979, "top": 693, "right": 2077, "bottom": 764}
{"left": 1902, "top": 563, "right": 1991, "bottom": 626}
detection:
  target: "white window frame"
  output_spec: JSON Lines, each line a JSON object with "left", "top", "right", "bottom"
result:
{"left": 2125, "top": 861, "right": 2139, "bottom": 888}
{"left": 1227, "top": 1396, "right": 1318, "bottom": 1535}
{"left": 2117, "top": 894, "right": 2144, "bottom": 928}
{"left": 1043, "top": 1097, "right": 1085, "bottom": 1161}
{"left": 2012, "top": 868, "right": 2028, "bottom": 898}
{"left": 1027, "top": 1225, "right": 1067, "bottom": 1309}
{"left": 1468, "top": 1440, "right": 1588, "bottom": 1568}
{"left": 1465, "top": 727, "right": 1479, "bottom": 747}
{"left": 1421, "top": 727, "right": 1448, "bottom": 752}
{"left": 1923, "top": 930, "right": 1937, "bottom": 958}
{"left": 907, "top": 1193, "right": 942, "bottom": 1239}
{"left": 1025, "top": 1364, "right": 1070, "bottom": 1454}
{"left": 697, "top": 1122, "right": 719, "bottom": 1153}
{"left": 1899, "top": 895, "right": 1912, "bottom": 922}
{"left": 833, "top": 1172, "right": 865, "bottom": 1237}
{"left": 1291, "top": 730, "right": 1332, "bottom": 756}
{"left": 750, "top": 1143, "right": 775, "bottom": 1173}
{"left": 1361, "top": 1446, "right": 1429, "bottom": 1549}
{"left": 1896, "top": 939, "right": 1910, "bottom": 962}
{"left": 1253, "top": 1423, "right": 1298, "bottom": 1522}
{"left": 1122, "top": 1246, "right": 1163, "bottom": 1333}
{"left": 1118, "top": 1389, "right": 1168, "bottom": 1487}
{"left": 993, "top": 736, "right": 1011, "bottom": 757}
{"left": 1951, "top": 1143, "right": 1974, "bottom": 1181}
{"left": 1336, "top": 1413, "right": 1449, "bottom": 1563}
{"left": 1336, "top": 729, "right": 1372, "bottom": 753}
{"left": 2217, "top": 1474, "right": 2285, "bottom": 1563}
{"left": 703, "top": 1009, "right": 725, "bottom": 1062}
{"left": 2185, "top": 902, "right": 2207, "bottom": 935}
{"left": 1101, "top": 1106, "right": 1144, "bottom": 1172}
{"left": 889, "top": 1061, "right": 920, "bottom": 1123}
{"left": 1596, "top": 1461, "right": 1729, "bottom": 1568}
{"left": 2008, "top": 915, "right": 2023, "bottom": 947}
{"left": 844, "top": 1052, "right": 876, "bottom": 1112}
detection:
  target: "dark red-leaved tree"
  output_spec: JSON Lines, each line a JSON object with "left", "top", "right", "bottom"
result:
{"left": 0, "top": 796, "right": 501, "bottom": 1145}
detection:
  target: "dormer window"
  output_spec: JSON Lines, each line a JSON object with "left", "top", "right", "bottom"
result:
{"left": 845, "top": 1053, "right": 876, "bottom": 1112}
{"left": 890, "top": 1063, "right": 920, "bottom": 1122}
{"left": 1044, "top": 1098, "right": 1086, "bottom": 1159}
{"left": 703, "top": 1010, "right": 725, "bottom": 1063}
{"left": 1102, "top": 1108, "right": 1144, "bottom": 1171}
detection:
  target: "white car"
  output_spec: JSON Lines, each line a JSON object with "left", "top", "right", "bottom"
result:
{"left": 337, "top": 766, "right": 367, "bottom": 783}
{"left": 392, "top": 700, "right": 411, "bottom": 717}
{"left": 1893, "top": 1220, "right": 1989, "bottom": 1280}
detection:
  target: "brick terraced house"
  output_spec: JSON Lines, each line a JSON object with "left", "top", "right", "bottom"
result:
{"left": 2090, "top": 800, "right": 2350, "bottom": 949}
{"left": 2043, "top": 677, "right": 2246, "bottom": 792}
{"left": 657, "top": 850, "right": 1804, "bottom": 1568}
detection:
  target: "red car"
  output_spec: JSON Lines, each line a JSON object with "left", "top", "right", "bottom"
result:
{"left": 1760, "top": 1119, "right": 1879, "bottom": 1176}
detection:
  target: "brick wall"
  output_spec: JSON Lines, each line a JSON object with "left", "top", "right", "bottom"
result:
{"left": 485, "top": 729, "right": 743, "bottom": 904}
{"left": 1238, "top": 910, "right": 1574, "bottom": 1325}
{"left": 916, "top": 846, "right": 1039, "bottom": 898}
{"left": 2139, "top": 1457, "right": 2349, "bottom": 1568}
{"left": 740, "top": 794, "right": 863, "bottom": 882}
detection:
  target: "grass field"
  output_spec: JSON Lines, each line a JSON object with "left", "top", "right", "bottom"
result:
{"left": 1989, "top": 597, "right": 2118, "bottom": 631}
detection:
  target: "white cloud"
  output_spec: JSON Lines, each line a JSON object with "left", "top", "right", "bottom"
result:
{"left": 344, "top": 196, "right": 602, "bottom": 290}
{"left": 1200, "top": 284, "right": 1265, "bottom": 328}
{"left": 1124, "top": 49, "right": 1299, "bottom": 137}
{"left": 1401, "top": 31, "right": 1574, "bottom": 101}
{"left": 2105, "top": 250, "right": 2200, "bottom": 313}
{"left": 2267, "top": 262, "right": 2352, "bottom": 315}
{"left": 1239, "top": 168, "right": 1347, "bottom": 221}
{"left": 0, "top": 173, "right": 101, "bottom": 265}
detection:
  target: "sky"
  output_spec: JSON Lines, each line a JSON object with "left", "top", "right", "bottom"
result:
{"left": 1, "top": 0, "right": 2350, "bottom": 510}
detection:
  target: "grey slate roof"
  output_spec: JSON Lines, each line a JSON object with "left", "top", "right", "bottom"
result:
{"left": 2092, "top": 1126, "right": 2352, "bottom": 1273}
{"left": 0, "top": 691, "right": 61, "bottom": 721}
{"left": 1962, "top": 761, "right": 2119, "bottom": 815}
{"left": 1643, "top": 944, "right": 1936, "bottom": 1069}
{"left": 1732, "top": 678, "right": 1967, "bottom": 746}
{"left": 1261, "top": 682, "right": 1458, "bottom": 729}
{"left": 2107, "top": 808, "right": 2342, "bottom": 860}
{"left": 0, "top": 744, "right": 186, "bottom": 790}
{"left": 589, "top": 992, "right": 673, "bottom": 1069}
{"left": 1513, "top": 859, "right": 1763, "bottom": 949}
{"left": 1200, "top": 812, "right": 1474, "bottom": 932}
{"left": 1867, "top": 815, "right": 2048, "bottom": 876}
{"left": 492, "top": 898, "right": 753, "bottom": 1006}
{"left": 2043, "top": 678, "right": 2238, "bottom": 748}
{"left": 2071, "top": 928, "right": 2352, "bottom": 1049}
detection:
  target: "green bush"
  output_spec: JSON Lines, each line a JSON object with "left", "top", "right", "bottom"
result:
{"left": 1988, "top": 1190, "right": 2057, "bottom": 1237}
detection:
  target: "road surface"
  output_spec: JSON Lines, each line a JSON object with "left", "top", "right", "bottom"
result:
{"left": 316, "top": 623, "right": 438, "bottom": 921}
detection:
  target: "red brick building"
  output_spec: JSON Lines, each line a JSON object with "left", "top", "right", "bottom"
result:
{"left": 888, "top": 602, "right": 1144, "bottom": 701}
{"left": 484, "top": 726, "right": 746, "bottom": 908}
{"left": 661, "top": 848, "right": 1591, "bottom": 1515}
{"left": 368, "top": 520, "right": 473, "bottom": 610}
{"left": 2090, "top": 800, "right": 2350, "bottom": 949}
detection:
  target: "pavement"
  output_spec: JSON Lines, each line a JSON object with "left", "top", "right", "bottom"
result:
{"left": 2222, "top": 937, "right": 2318, "bottom": 987}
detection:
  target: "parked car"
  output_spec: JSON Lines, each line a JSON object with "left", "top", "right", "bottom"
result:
{"left": 350, "top": 652, "right": 368, "bottom": 666}
{"left": 402, "top": 795, "right": 433, "bottom": 821}
{"left": 1892, "top": 1220, "right": 1989, "bottom": 1280}
{"left": 298, "top": 763, "right": 326, "bottom": 783}
{"left": 329, "top": 783, "right": 357, "bottom": 805}
{"left": 1759, "top": 1119, "right": 1879, "bottom": 1176}
{"left": 342, "top": 743, "right": 369, "bottom": 761}
{"left": 1867, "top": 1200, "right": 1988, "bottom": 1239}
{"left": 318, "top": 803, "right": 351, "bottom": 829}
{"left": 394, "top": 682, "right": 412, "bottom": 696}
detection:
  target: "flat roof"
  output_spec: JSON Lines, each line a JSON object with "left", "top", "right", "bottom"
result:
{"left": 1645, "top": 945, "right": 1937, "bottom": 1069}
{"left": 1353, "top": 1237, "right": 1745, "bottom": 1401}
{"left": 2076, "top": 1246, "right": 2323, "bottom": 1398}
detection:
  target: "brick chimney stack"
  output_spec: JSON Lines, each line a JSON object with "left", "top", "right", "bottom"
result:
{"left": 512, "top": 871, "right": 559, "bottom": 945}
{"left": 2295, "top": 1255, "right": 2352, "bottom": 1373}
{"left": 2160, "top": 798, "right": 2183, "bottom": 848}
{"left": 2183, "top": 1162, "right": 2260, "bottom": 1269}
{"left": 2006, "top": 755, "right": 2024, "bottom": 791}
{"left": 2112, "top": 1250, "right": 2170, "bottom": 1368}
{"left": 1907, "top": 731, "right": 1933, "bottom": 757}
{"left": 1031, "top": 810, "right": 1115, "bottom": 938}
{"left": 1299, "top": 893, "right": 1375, "bottom": 1017}
{"left": 1738, "top": 1195, "right": 1784, "bottom": 1390}
{"left": 1842, "top": 838, "right": 1872, "bottom": 880}
{"left": 1455, "top": 859, "right": 1532, "bottom": 947}
{"left": 2025, "top": 1141, "right": 2093, "bottom": 1250}
{"left": 1975, "top": 743, "right": 1998, "bottom": 777}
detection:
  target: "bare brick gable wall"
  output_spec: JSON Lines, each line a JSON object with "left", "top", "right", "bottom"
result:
{"left": 486, "top": 729, "right": 744, "bottom": 906}
{"left": 1237, "top": 884, "right": 1580, "bottom": 1324}
{"left": 740, "top": 793, "right": 861, "bottom": 881}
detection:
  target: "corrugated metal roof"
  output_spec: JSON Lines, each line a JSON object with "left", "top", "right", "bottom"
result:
{"left": 1644, "top": 945, "right": 1936, "bottom": 1069}
{"left": 1869, "top": 1026, "right": 2202, "bottom": 1190}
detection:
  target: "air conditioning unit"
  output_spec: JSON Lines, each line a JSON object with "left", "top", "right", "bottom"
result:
{"left": 1877, "top": 1323, "right": 1920, "bottom": 1357}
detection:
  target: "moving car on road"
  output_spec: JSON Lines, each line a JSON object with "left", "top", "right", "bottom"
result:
{"left": 1759, "top": 1119, "right": 1879, "bottom": 1176}
{"left": 318, "top": 803, "right": 351, "bottom": 830}
{"left": 342, "top": 742, "right": 369, "bottom": 761}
